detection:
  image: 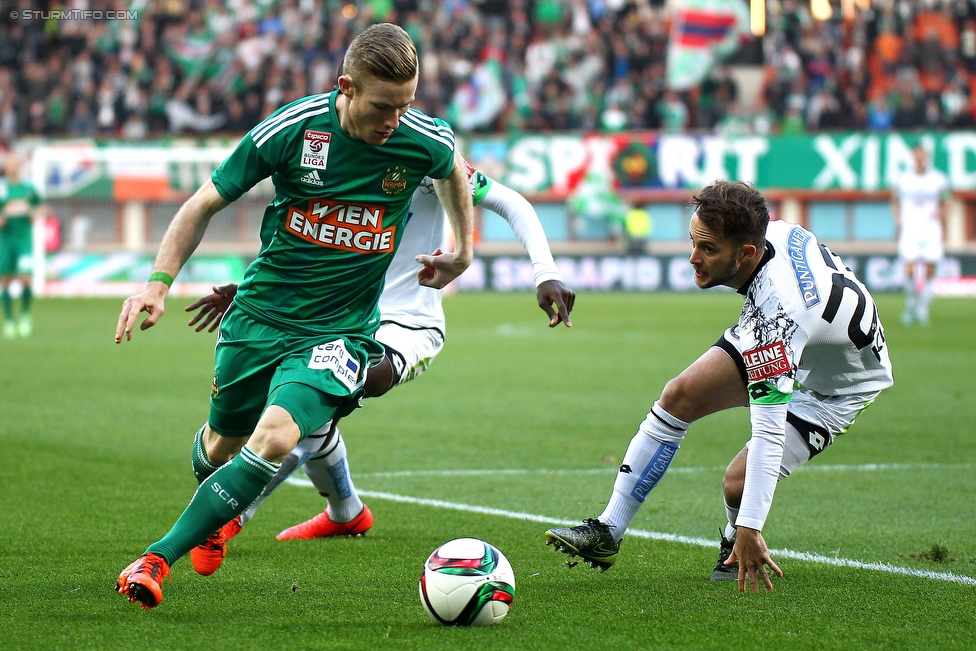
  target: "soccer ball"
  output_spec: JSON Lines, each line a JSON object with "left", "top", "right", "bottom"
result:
{"left": 419, "top": 538, "right": 515, "bottom": 626}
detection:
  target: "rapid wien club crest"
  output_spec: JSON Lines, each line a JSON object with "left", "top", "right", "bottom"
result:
{"left": 382, "top": 166, "right": 407, "bottom": 195}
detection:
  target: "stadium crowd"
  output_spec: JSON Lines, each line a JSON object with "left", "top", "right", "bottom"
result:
{"left": 1, "top": 0, "right": 975, "bottom": 141}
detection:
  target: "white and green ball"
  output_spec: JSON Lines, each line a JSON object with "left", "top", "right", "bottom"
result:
{"left": 419, "top": 538, "right": 515, "bottom": 626}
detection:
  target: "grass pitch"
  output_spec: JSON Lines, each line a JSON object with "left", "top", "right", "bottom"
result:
{"left": 1, "top": 292, "right": 974, "bottom": 650}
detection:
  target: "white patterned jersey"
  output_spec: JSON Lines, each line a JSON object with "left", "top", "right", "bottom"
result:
{"left": 734, "top": 220, "right": 893, "bottom": 399}
{"left": 732, "top": 220, "right": 893, "bottom": 530}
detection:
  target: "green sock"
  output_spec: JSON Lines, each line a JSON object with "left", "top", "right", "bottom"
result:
{"left": 21, "top": 285, "right": 31, "bottom": 314}
{"left": 1, "top": 288, "right": 11, "bottom": 321}
{"left": 146, "top": 446, "right": 279, "bottom": 565}
{"left": 191, "top": 424, "right": 219, "bottom": 483}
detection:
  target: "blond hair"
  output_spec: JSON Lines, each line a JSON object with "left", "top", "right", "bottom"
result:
{"left": 343, "top": 23, "right": 418, "bottom": 88}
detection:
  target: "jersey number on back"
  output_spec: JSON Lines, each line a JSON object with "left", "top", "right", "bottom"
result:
{"left": 818, "top": 244, "right": 886, "bottom": 362}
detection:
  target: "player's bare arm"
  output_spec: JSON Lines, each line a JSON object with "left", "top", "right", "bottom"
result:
{"left": 419, "top": 153, "right": 474, "bottom": 289}
{"left": 728, "top": 526, "right": 783, "bottom": 593}
{"left": 115, "top": 180, "right": 229, "bottom": 343}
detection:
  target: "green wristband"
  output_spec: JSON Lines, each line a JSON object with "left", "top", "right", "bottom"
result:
{"left": 148, "top": 272, "right": 174, "bottom": 287}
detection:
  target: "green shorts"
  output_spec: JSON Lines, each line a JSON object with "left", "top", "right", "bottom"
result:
{"left": 0, "top": 232, "right": 32, "bottom": 276}
{"left": 209, "top": 306, "right": 384, "bottom": 439}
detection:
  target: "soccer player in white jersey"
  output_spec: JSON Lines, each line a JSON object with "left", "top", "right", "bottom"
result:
{"left": 545, "top": 180, "right": 892, "bottom": 593}
{"left": 184, "top": 160, "right": 574, "bottom": 575}
{"left": 890, "top": 144, "right": 949, "bottom": 326}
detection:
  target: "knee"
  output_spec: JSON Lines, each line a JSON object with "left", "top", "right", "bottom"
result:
{"left": 723, "top": 473, "right": 743, "bottom": 508}
{"left": 249, "top": 429, "right": 299, "bottom": 463}
{"left": 249, "top": 434, "right": 296, "bottom": 463}
{"left": 659, "top": 375, "right": 695, "bottom": 421}
{"left": 248, "top": 407, "right": 301, "bottom": 463}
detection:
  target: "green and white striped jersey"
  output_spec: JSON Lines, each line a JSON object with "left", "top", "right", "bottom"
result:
{"left": 211, "top": 90, "right": 456, "bottom": 336}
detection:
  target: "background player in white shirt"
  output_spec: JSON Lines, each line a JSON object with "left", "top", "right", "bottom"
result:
{"left": 890, "top": 144, "right": 949, "bottom": 326}
{"left": 185, "top": 160, "right": 574, "bottom": 574}
{"left": 545, "top": 180, "right": 892, "bottom": 593}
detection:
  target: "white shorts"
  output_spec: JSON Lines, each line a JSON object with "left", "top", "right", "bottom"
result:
{"left": 745, "top": 388, "right": 881, "bottom": 479}
{"left": 898, "top": 228, "right": 943, "bottom": 263}
{"left": 716, "top": 330, "right": 880, "bottom": 478}
{"left": 374, "top": 321, "right": 445, "bottom": 387}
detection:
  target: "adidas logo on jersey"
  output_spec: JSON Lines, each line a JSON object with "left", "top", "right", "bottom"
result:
{"left": 300, "top": 170, "right": 324, "bottom": 186}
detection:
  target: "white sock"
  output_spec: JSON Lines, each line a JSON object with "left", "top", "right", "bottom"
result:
{"left": 599, "top": 401, "right": 688, "bottom": 542}
{"left": 723, "top": 499, "right": 739, "bottom": 542}
{"left": 903, "top": 274, "right": 917, "bottom": 317}
{"left": 917, "top": 277, "right": 934, "bottom": 323}
{"left": 303, "top": 428, "right": 364, "bottom": 524}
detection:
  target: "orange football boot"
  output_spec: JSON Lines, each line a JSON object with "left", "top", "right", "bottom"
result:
{"left": 190, "top": 516, "right": 242, "bottom": 576}
{"left": 276, "top": 505, "right": 373, "bottom": 540}
{"left": 222, "top": 516, "right": 243, "bottom": 542}
{"left": 116, "top": 553, "right": 170, "bottom": 610}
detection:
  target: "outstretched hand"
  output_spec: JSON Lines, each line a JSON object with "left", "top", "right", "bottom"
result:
{"left": 186, "top": 283, "right": 238, "bottom": 333}
{"left": 115, "top": 282, "right": 168, "bottom": 343}
{"left": 726, "top": 527, "right": 783, "bottom": 593}
{"left": 416, "top": 248, "right": 471, "bottom": 289}
{"left": 536, "top": 279, "right": 575, "bottom": 327}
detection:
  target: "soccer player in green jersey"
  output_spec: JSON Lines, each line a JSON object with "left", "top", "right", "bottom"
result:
{"left": 180, "top": 160, "right": 574, "bottom": 576}
{"left": 113, "top": 23, "right": 475, "bottom": 610}
{"left": 0, "top": 153, "right": 44, "bottom": 339}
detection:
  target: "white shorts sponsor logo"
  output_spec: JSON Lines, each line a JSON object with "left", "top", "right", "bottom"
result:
{"left": 743, "top": 340, "right": 790, "bottom": 382}
{"left": 301, "top": 130, "right": 330, "bottom": 170}
{"left": 308, "top": 339, "right": 361, "bottom": 391}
